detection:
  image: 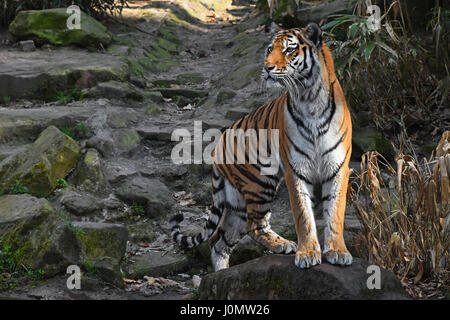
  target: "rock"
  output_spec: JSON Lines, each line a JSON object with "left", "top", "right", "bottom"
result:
{"left": 192, "top": 275, "right": 202, "bottom": 289}
{"left": 18, "top": 40, "right": 35, "bottom": 51}
{"left": 225, "top": 107, "right": 250, "bottom": 120}
{"left": 126, "top": 251, "right": 189, "bottom": 278}
{"left": 85, "top": 81, "right": 144, "bottom": 101}
{"left": 73, "top": 148, "right": 107, "bottom": 194}
{"left": 142, "top": 90, "right": 165, "bottom": 103}
{"left": 107, "top": 111, "right": 139, "bottom": 129}
{"left": 216, "top": 89, "right": 236, "bottom": 104}
{"left": 176, "top": 73, "right": 206, "bottom": 84}
{"left": 352, "top": 127, "right": 392, "bottom": 160}
{"left": 9, "top": 8, "right": 112, "bottom": 48}
{"left": 72, "top": 222, "right": 128, "bottom": 287}
{"left": 157, "top": 88, "right": 208, "bottom": 99}
{"left": 0, "top": 195, "right": 80, "bottom": 277}
{"left": 111, "top": 129, "right": 142, "bottom": 155}
{"left": 0, "top": 126, "right": 81, "bottom": 197}
{"left": 136, "top": 126, "right": 174, "bottom": 142}
{"left": 229, "top": 236, "right": 265, "bottom": 266}
{"left": 115, "top": 176, "right": 175, "bottom": 218}
{"left": 86, "top": 136, "right": 115, "bottom": 158}
{"left": 0, "top": 48, "right": 127, "bottom": 100}
{"left": 198, "top": 255, "right": 410, "bottom": 300}
{"left": 126, "top": 222, "right": 157, "bottom": 243}
{"left": 60, "top": 189, "right": 102, "bottom": 216}
{"left": 103, "top": 160, "right": 139, "bottom": 185}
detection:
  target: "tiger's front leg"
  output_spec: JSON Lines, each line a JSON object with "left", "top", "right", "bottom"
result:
{"left": 285, "top": 167, "right": 322, "bottom": 268}
{"left": 321, "top": 166, "right": 352, "bottom": 266}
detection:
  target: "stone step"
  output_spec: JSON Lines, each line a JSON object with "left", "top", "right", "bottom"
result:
{"left": 0, "top": 106, "right": 94, "bottom": 144}
{"left": 0, "top": 47, "right": 127, "bottom": 100}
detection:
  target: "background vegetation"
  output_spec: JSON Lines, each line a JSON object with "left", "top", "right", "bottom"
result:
{"left": 0, "top": 0, "right": 129, "bottom": 26}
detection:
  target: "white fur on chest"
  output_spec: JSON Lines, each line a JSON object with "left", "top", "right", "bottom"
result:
{"left": 284, "top": 101, "right": 346, "bottom": 184}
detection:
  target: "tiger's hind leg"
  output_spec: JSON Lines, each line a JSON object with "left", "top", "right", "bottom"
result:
{"left": 209, "top": 175, "right": 247, "bottom": 271}
{"left": 245, "top": 201, "right": 297, "bottom": 254}
{"left": 210, "top": 206, "right": 247, "bottom": 271}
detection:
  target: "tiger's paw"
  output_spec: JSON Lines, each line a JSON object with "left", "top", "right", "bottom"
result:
{"left": 273, "top": 241, "right": 297, "bottom": 254}
{"left": 294, "top": 250, "right": 322, "bottom": 269}
{"left": 323, "top": 249, "right": 352, "bottom": 266}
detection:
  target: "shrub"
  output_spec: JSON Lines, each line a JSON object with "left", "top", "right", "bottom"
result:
{"left": 349, "top": 131, "right": 449, "bottom": 298}
{"left": 322, "top": 1, "right": 449, "bottom": 132}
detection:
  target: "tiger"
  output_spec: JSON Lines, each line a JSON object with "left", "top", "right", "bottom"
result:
{"left": 170, "top": 22, "right": 353, "bottom": 271}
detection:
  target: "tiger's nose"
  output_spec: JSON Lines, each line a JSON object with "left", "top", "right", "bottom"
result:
{"left": 264, "top": 64, "right": 275, "bottom": 73}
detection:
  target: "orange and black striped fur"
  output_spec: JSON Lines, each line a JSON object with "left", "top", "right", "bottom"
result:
{"left": 170, "top": 23, "right": 353, "bottom": 271}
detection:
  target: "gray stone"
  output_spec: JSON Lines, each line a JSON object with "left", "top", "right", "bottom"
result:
{"left": 85, "top": 81, "right": 144, "bottom": 101}
{"left": 157, "top": 88, "right": 208, "bottom": 99}
{"left": 86, "top": 136, "right": 115, "bottom": 158}
{"left": 136, "top": 126, "right": 174, "bottom": 142}
{"left": 19, "top": 40, "right": 35, "bottom": 52}
{"left": 127, "top": 250, "right": 189, "bottom": 278}
{"left": 107, "top": 111, "right": 139, "bottom": 129}
{"left": 0, "top": 48, "right": 127, "bottom": 100}
{"left": 198, "top": 255, "right": 410, "bottom": 300}
{"left": 115, "top": 176, "right": 175, "bottom": 218}
{"left": 60, "top": 189, "right": 102, "bottom": 216}
{"left": 216, "top": 89, "right": 236, "bottom": 104}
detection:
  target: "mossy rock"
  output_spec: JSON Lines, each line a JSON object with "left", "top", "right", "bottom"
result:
{"left": 0, "top": 126, "right": 81, "bottom": 197}
{"left": 146, "top": 104, "right": 161, "bottom": 115}
{"left": 0, "top": 195, "right": 80, "bottom": 277}
{"left": 73, "top": 148, "right": 107, "bottom": 194}
{"left": 9, "top": 8, "right": 112, "bottom": 48}
{"left": 111, "top": 129, "right": 142, "bottom": 155}
{"left": 72, "top": 222, "right": 128, "bottom": 287}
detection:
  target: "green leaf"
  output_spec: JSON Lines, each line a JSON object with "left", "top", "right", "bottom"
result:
{"left": 348, "top": 23, "right": 360, "bottom": 39}
{"left": 364, "top": 41, "right": 376, "bottom": 61}
{"left": 321, "top": 20, "right": 341, "bottom": 30}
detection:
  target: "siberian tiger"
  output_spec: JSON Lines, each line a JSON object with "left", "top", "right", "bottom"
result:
{"left": 170, "top": 22, "right": 353, "bottom": 271}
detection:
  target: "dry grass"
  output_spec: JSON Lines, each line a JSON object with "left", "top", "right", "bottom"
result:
{"left": 349, "top": 131, "right": 449, "bottom": 299}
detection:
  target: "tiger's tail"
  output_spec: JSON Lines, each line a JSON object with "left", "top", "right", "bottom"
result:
{"left": 170, "top": 164, "right": 225, "bottom": 248}
{"left": 169, "top": 208, "right": 223, "bottom": 248}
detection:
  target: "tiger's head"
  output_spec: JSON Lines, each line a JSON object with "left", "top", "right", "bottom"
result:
{"left": 263, "top": 23, "right": 323, "bottom": 89}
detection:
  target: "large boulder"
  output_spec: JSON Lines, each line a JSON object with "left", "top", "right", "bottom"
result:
{"left": 0, "top": 126, "right": 81, "bottom": 197}
{"left": 0, "top": 195, "right": 80, "bottom": 277}
{"left": 9, "top": 8, "right": 112, "bottom": 48}
{"left": 0, "top": 195, "right": 129, "bottom": 285}
{"left": 198, "top": 255, "right": 410, "bottom": 300}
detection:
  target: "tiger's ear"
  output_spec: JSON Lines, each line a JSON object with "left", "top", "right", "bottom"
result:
{"left": 270, "top": 22, "right": 283, "bottom": 33}
{"left": 303, "top": 22, "right": 322, "bottom": 48}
